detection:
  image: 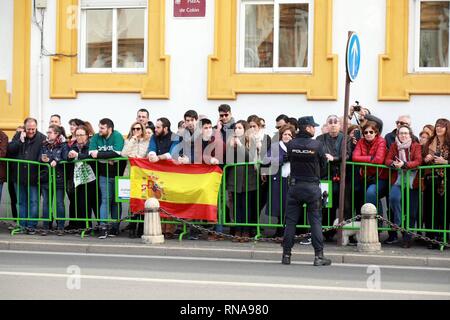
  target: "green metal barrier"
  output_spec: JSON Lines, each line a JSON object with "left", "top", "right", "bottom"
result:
{"left": 409, "top": 164, "right": 449, "bottom": 246}
{"left": 0, "top": 158, "right": 53, "bottom": 234}
{"left": 2, "top": 156, "right": 447, "bottom": 246}
{"left": 58, "top": 157, "right": 128, "bottom": 237}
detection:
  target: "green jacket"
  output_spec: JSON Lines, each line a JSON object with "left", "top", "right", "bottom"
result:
{"left": 89, "top": 130, "right": 125, "bottom": 177}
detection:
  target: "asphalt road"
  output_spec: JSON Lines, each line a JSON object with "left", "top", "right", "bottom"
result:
{"left": 0, "top": 250, "right": 449, "bottom": 300}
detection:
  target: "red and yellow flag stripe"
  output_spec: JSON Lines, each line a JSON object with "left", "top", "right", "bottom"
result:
{"left": 129, "top": 159, "right": 222, "bottom": 221}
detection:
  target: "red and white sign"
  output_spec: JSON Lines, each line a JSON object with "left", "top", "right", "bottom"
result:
{"left": 174, "top": 0, "right": 206, "bottom": 17}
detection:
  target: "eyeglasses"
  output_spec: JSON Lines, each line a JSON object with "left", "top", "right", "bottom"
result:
{"left": 396, "top": 121, "right": 409, "bottom": 126}
{"left": 364, "top": 130, "right": 375, "bottom": 135}
{"left": 75, "top": 134, "right": 86, "bottom": 137}
{"left": 328, "top": 119, "right": 338, "bottom": 125}
{"left": 132, "top": 127, "right": 142, "bottom": 131}
{"left": 398, "top": 132, "right": 410, "bottom": 135}
{"left": 219, "top": 113, "right": 229, "bottom": 118}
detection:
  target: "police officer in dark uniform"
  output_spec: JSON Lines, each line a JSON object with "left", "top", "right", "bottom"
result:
{"left": 281, "top": 116, "right": 332, "bottom": 266}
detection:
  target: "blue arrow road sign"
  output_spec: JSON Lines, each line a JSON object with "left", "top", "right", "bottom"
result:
{"left": 346, "top": 33, "right": 360, "bottom": 82}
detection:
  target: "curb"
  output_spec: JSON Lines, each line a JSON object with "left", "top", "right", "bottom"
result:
{"left": 1, "top": 240, "right": 449, "bottom": 268}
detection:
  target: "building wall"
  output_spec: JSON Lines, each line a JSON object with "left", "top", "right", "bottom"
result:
{"left": 1, "top": 0, "right": 449, "bottom": 137}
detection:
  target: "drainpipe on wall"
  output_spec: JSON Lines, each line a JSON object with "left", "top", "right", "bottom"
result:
{"left": 37, "top": 54, "right": 44, "bottom": 132}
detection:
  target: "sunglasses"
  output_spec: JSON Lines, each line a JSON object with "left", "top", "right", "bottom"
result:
{"left": 219, "top": 113, "right": 229, "bottom": 118}
{"left": 132, "top": 127, "right": 142, "bottom": 131}
{"left": 396, "top": 121, "right": 409, "bottom": 126}
{"left": 328, "top": 119, "right": 338, "bottom": 125}
{"left": 364, "top": 130, "right": 375, "bottom": 135}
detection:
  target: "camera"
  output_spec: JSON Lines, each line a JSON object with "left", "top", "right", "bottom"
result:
{"left": 353, "top": 101, "right": 361, "bottom": 112}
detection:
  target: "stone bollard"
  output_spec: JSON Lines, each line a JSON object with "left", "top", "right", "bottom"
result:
{"left": 357, "top": 203, "right": 382, "bottom": 253}
{"left": 141, "top": 198, "right": 164, "bottom": 244}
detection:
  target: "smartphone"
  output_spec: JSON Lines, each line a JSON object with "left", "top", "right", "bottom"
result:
{"left": 354, "top": 129, "right": 361, "bottom": 140}
{"left": 434, "top": 151, "right": 441, "bottom": 157}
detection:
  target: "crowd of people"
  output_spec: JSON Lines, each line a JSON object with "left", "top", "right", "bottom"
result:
{"left": 0, "top": 104, "right": 448, "bottom": 249}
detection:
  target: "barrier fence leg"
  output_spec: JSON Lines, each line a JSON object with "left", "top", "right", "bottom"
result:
{"left": 142, "top": 198, "right": 164, "bottom": 244}
{"left": 357, "top": 203, "right": 382, "bottom": 253}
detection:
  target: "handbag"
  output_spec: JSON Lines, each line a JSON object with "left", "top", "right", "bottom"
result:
{"left": 73, "top": 161, "right": 96, "bottom": 188}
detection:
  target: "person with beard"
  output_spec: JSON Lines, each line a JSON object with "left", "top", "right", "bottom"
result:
{"left": 147, "top": 117, "right": 180, "bottom": 239}
{"left": 281, "top": 116, "right": 331, "bottom": 267}
{"left": 7, "top": 118, "right": 46, "bottom": 234}
{"left": 39, "top": 125, "right": 69, "bottom": 236}
{"left": 89, "top": 118, "right": 125, "bottom": 239}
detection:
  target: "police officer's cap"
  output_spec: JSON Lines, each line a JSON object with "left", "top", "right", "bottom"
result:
{"left": 297, "top": 116, "right": 320, "bottom": 127}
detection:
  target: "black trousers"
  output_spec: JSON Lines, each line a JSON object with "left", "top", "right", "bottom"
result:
{"left": 283, "top": 182, "right": 324, "bottom": 255}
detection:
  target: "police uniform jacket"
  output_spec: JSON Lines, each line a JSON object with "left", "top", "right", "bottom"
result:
{"left": 287, "top": 133, "right": 327, "bottom": 183}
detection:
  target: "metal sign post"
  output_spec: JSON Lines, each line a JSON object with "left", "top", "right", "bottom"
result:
{"left": 337, "top": 31, "right": 360, "bottom": 246}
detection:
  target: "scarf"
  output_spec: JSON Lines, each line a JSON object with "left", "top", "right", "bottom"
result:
{"left": 394, "top": 136, "right": 418, "bottom": 188}
{"left": 44, "top": 135, "right": 63, "bottom": 149}
{"left": 395, "top": 136, "right": 412, "bottom": 163}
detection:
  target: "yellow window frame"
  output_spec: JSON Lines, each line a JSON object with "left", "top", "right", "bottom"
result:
{"left": 207, "top": 0, "right": 338, "bottom": 100}
{"left": 50, "top": 0, "right": 170, "bottom": 99}
{"left": 0, "top": 0, "right": 31, "bottom": 137}
{"left": 378, "top": 0, "right": 450, "bottom": 100}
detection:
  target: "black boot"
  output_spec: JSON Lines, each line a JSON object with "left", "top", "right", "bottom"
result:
{"left": 281, "top": 252, "right": 291, "bottom": 265}
{"left": 313, "top": 251, "right": 332, "bottom": 266}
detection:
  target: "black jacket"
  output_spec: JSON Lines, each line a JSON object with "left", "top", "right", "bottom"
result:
{"left": 39, "top": 141, "right": 69, "bottom": 187}
{"left": 7, "top": 131, "right": 46, "bottom": 184}
{"left": 287, "top": 133, "right": 327, "bottom": 183}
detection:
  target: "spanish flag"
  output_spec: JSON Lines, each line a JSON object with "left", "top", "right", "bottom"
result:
{"left": 129, "top": 159, "right": 223, "bottom": 222}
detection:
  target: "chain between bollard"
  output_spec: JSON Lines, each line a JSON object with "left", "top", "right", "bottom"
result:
{"left": 158, "top": 207, "right": 363, "bottom": 243}
{"left": 376, "top": 215, "right": 450, "bottom": 249}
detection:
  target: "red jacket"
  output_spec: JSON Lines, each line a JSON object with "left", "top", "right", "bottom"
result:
{"left": 352, "top": 135, "right": 388, "bottom": 180}
{"left": 385, "top": 141, "right": 422, "bottom": 189}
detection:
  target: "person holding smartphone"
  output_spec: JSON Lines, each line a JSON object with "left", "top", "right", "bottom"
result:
{"left": 422, "top": 118, "right": 449, "bottom": 249}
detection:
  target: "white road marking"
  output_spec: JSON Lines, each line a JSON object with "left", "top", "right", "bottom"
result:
{"left": 0, "top": 271, "right": 449, "bottom": 297}
{"left": 1, "top": 250, "right": 449, "bottom": 272}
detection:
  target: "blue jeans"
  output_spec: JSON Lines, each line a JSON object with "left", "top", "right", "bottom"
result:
{"left": 99, "top": 176, "right": 121, "bottom": 230}
{"left": 42, "top": 185, "right": 66, "bottom": 230}
{"left": 16, "top": 183, "right": 39, "bottom": 229}
{"left": 389, "top": 184, "right": 418, "bottom": 240}
{"left": 366, "top": 180, "right": 389, "bottom": 214}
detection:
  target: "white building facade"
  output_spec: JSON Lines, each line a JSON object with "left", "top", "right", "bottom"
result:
{"left": 0, "top": 0, "right": 449, "bottom": 137}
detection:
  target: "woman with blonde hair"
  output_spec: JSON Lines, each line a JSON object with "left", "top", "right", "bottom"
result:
{"left": 122, "top": 121, "right": 149, "bottom": 158}
{"left": 122, "top": 121, "right": 150, "bottom": 237}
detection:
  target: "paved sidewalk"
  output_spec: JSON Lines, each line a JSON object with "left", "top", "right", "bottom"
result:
{"left": 0, "top": 225, "right": 449, "bottom": 268}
